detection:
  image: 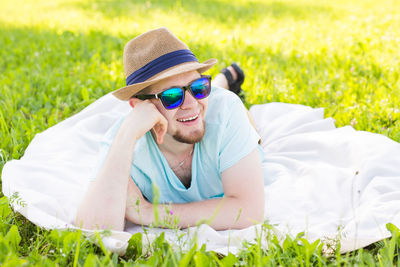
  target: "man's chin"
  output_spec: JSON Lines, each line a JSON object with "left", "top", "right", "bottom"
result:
{"left": 173, "top": 126, "right": 205, "bottom": 144}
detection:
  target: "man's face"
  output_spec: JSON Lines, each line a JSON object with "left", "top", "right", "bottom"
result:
{"left": 145, "top": 71, "right": 208, "bottom": 144}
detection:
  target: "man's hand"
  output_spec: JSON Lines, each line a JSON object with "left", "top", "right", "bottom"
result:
{"left": 126, "top": 98, "right": 168, "bottom": 144}
{"left": 125, "top": 178, "right": 153, "bottom": 225}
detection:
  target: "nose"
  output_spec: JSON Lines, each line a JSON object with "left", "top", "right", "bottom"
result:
{"left": 180, "top": 90, "right": 198, "bottom": 109}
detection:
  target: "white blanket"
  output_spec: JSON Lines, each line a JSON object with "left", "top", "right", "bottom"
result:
{"left": 3, "top": 92, "right": 400, "bottom": 255}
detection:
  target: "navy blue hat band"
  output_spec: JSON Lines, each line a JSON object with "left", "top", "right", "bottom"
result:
{"left": 126, "top": 49, "right": 198, "bottom": 86}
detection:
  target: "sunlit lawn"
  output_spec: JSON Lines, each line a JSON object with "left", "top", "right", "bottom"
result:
{"left": 1, "top": 0, "right": 400, "bottom": 265}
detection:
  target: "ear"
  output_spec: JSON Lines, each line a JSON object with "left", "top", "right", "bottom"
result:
{"left": 128, "top": 97, "right": 140, "bottom": 108}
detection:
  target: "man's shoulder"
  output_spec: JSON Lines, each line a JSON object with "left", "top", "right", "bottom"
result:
{"left": 206, "top": 86, "right": 244, "bottom": 123}
{"left": 209, "top": 85, "right": 241, "bottom": 102}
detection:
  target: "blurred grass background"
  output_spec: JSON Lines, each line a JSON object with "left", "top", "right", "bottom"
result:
{"left": 1, "top": 0, "right": 400, "bottom": 265}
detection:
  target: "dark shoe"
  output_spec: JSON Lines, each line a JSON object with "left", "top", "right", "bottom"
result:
{"left": 220, "top": 63, "right": 245, "bottom": 99}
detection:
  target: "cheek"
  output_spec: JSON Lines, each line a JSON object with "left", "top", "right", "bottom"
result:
{"left": 151, "top": 100, "right": 168, "bottom": 117}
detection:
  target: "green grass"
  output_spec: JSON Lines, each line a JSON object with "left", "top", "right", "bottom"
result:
{"left": 1, "top": 0, "right": 400, "bottom": 265}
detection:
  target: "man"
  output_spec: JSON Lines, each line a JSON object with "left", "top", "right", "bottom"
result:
{"left": 75, "top": 27, "right": 264, "bottom": 231}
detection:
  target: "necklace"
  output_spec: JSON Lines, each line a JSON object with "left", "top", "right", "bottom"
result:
{"left": 171, "top": 146, "right": 194, "bottom": 170}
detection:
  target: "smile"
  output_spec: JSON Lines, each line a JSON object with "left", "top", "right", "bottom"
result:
{"left": 177, "top": 114, "right": 199, "bottom": 122}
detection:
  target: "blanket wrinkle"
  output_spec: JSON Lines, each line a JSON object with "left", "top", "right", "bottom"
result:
{"left": 3, "top": 93, "right": 400, "bottom": 255}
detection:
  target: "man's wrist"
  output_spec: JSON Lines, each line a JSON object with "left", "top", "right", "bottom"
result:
{"left": 118, "top": 122, "right": 142, "bottom": 143}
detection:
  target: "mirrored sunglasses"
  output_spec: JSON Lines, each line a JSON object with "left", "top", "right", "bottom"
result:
{"left": 135, "top": 75, "right": 212, "bottom": 110}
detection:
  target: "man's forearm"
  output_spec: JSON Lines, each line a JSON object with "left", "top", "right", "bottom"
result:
{"left": 134, "top": 196, "right": 264, "bottom": 230}
{"left": 126, "top": 149, "right": 265, "bottom": 230}
{"left": 75, "top": 123, "right": 138, "bottom": 230}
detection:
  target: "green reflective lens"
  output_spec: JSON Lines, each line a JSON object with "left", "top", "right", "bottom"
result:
{"left": 160, "top": 87, "right": 184, "bottom": 109}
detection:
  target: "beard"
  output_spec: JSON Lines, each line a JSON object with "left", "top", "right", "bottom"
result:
{"left": 173, "top": 121, "right": 206, "bottom": 144}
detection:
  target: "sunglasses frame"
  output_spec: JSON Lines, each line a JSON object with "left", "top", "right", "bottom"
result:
{"left": 135, "top": 75, "right": 212, "bottom": 110}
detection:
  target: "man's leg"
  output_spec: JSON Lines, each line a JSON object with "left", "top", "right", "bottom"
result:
{"left": 213, "top": 65, "right": 237, "bottom": 89}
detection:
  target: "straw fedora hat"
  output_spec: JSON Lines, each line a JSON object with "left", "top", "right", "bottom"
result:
{"left": 112, "top": 27, "right": 217, "bottom": 100}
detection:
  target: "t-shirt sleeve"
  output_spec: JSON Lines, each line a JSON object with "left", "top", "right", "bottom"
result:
{"left": 218, "top": 96, "right": 260, "bottom": 173}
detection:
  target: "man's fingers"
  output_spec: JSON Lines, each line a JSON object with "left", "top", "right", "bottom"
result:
{"left": 125, "top": 99, "right": 170, "bottom": 145}
{"left": 154, "top": 116, "right": 168, "bottom": 144}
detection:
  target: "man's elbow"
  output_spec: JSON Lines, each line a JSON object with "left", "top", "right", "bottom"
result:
{"left": 74, "top": 216, "right": 125, "bottom": 231}
{"left": 245, "top": 191, "right": 265, "bottom": 226}
{"left": 244, "top": 207, "right": 264, "bottom": 228}
{"left": 74, "top": 213, "right": 92, "bottom": 230}
{"left": 233, "top": 200, "right": 264, "bottom": 229}
{"left": 252, "top": 206, "right": 265, "bottom": 223}
{"left": 74, "top": 206, "right": 123, "bottom": 231}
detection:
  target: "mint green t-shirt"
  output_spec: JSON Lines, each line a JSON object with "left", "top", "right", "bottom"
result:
{"left": 94, "top": 86, "right": 261, "bottom": 203}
